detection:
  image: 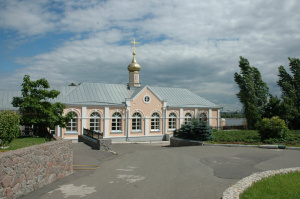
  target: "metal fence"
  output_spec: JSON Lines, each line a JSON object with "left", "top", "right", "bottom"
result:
{"left": 83, "top": 128, "right": 103, "bottom": 140}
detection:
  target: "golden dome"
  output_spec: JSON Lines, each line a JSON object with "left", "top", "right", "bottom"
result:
{"left": 128, "top": 52, "right": 141, "bottom": 72}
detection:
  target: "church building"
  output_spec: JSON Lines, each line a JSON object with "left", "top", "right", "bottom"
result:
{"left": 0, "top": 39, "right": 222, "bottom": 141}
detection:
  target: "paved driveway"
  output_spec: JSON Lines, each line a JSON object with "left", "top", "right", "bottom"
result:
{"left": 21, "top": 142, "right": 300, "bottom": 199}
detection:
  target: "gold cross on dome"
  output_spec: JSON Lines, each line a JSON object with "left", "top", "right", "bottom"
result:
{"left": 131, "top": 38, "right": 138, "bottom": 52}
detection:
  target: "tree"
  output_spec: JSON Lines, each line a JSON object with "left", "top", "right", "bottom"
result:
{"left": 0, "top": 110, "right": 21, "bottom": 147}
{"left": 277, "top": 57, "right": 300, "bottom": 129}
{"left": 256, "top": 116, "right": 288, "bottom": 142}
{"left": 12, "top": 75, "right": 73, "bottom": 138}
{"left": 262, "top": 95, "right": 282, "bottom": 119}
{"left": 68, "top": 83, "right": 77, "bottom": 86}
{"left": 234, "top": 56, "right": 269, "bottom": 129}
{"left": 174, "top": 119, "right": 212, "bottom": 141}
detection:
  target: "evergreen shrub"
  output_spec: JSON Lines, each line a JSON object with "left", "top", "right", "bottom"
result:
{"left": 0, "top": 110, "right": 21, "bottom": 147}
{"left": 256, "top": 116, "right": 288, "bottom": 141}
{"left": 174, "top": 119, "right": 212, "bottom": 141}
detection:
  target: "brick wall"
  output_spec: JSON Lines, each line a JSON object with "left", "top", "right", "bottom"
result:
{"left": 0, "top": 140, "right": 73, "bottom": 199}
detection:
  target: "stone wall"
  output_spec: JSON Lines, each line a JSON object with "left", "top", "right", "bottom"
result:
{"left": 0, "top": 140, "right": 73, "bottom": 199}
{"left": 78, "top": 135, "right": 112, "bottom": 151}
{"left": 170, "top": 137, "right": 204, "bottom": 147}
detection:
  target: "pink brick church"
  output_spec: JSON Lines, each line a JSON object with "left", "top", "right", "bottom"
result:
{"left": 0, "top": 39, "right": 222, "bottom": 141}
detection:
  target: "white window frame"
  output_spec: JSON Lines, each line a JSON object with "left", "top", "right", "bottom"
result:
{"left": 151, "top": 112, "right": 160, "bottom": 131}
{"left": 66, "top": 112, "right": 78, "bottom": 133}
{"left": 143, "top": 95, "right": 151, "bottom": 104}
{"left": 112, "top": 112, "right": 122, "bottom": 132}
{"left": 90, "top": 112, "right": 101, "bottom": 131}
{"left": 185, "top": 113, "right": 192, "bottom": 124}
{"left": 168, "top": 113, "right": 177, "bottom": 130}
{"left": 132, "top": 112, "right": 142, "bottom": 132}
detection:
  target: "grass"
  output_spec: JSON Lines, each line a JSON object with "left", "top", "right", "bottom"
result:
{"left": 241, "top": 172, "right": 300, "bottom": 199}
{"left": 210, "top": 130, "right": 300, "bottom": 147}
{"left": 0, "top": 137, "right": 51, "bottom": 151}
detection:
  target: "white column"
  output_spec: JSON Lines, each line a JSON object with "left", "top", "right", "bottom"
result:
{"left": 218, "top": 109, "right": 221, "bottom": 130}
{"left": 57, "top": 126, "right": 61, "bottom": 137}
{"left": 104, "top": 106, "right": 109, "bottom": 138}
{"left": 82, "top": 106, "right": 87, "bottom": 134}
{"left": 163, "top": 101, "right": 167, "bottom": 136}
{"left": 209, "top": 109, "right": 212, "bottom": 126}
{"left": 145, "top": 117, "right": 149, "bottom": 136}
{"left": 195, "top": 108, "right": 198, "bottom": 118}
{"left": 126, "top": 106, "right": 130, "bottom": 139}
{"left": 180, "top": 108, "right": 183, "bottom": 127}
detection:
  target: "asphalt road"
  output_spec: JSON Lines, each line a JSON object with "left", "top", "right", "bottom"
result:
{"left": 21, "top": 142, "right": 300, "bottom": 199}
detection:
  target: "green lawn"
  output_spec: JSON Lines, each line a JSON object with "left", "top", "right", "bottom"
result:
{"left": 241, "top": 172, "right": 300, "bottom": 199}
{"left": 0, "top": 137, "right": 51, "bottom": 151}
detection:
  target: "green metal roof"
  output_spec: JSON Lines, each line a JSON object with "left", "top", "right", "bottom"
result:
{"left": 148, "top": 86, "right": 218, "bottom": 108}
{"left": 0, "top": 90, "right": 21, "bottom": 111}
{"left": 0, "top": 82, "right": 220, "bottom": 110}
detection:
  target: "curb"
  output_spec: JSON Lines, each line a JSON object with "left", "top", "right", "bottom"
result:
{"left": 222, "top": 167, "right": 300, "bottom": 199}
{"left": 112, "top": 141, "right": 169, "bottom": 144}
{"left": 203, "top": 143, "right": 300, "bottom": 150}
{"left": 203, "top": 143, "right": 258, "bottom": 148}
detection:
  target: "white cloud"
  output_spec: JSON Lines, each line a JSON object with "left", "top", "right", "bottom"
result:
{"left": 0, "top": 1, "right": 57, "bottom": 36}
{"left": 1, "top": 0, "right": 300, "bottom": 111}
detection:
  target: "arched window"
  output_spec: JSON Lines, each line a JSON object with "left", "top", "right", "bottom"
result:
{"left": 132, "top": 112, "right": 142, "bottom": 131}
{"left": 185, "top": 113, "right": 192, "bottom": 124}
{"left": 199, "top": 113, "right": 207, "bottom": 122}
{"left": 90, "top": 112, "right": 101, "bottom": 131}
{"left": 66, "top": 111, "right": 78, "bottom": 131}
{"left": 169, "top": 113, "right": 177, "bottom": 129}
{"left": 151, "top": 113, "right": 160, "bottom": 130}
{"left": 112, "top": 112, "right": 122, "bottom": 131}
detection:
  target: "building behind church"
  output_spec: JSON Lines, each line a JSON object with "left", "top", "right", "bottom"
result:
{"left": 0, "top": 41, "right": 222, "bottom": 141}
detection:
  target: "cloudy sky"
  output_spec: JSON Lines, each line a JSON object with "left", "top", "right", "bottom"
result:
{"left": 1, "top": 0, "right": 299, "bottom": 111}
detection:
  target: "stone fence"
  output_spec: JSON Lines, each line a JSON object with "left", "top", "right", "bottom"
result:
{"left": 0, "top": 139, "right": 73, "bottom": 199}
{"left": 170, "top": 137, "right": 204, "bottom": 147}
{"left": 78, "top": 135, "right": 112, "bottom": 151}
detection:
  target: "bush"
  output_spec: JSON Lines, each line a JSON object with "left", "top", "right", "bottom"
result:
{"left": 0, "top": 110, "right": 21, "bottom": 147}
{"left": 212, "top": 130, "right": 260, "bottom": 143}
{"left": 174, "top": 119, "right": 212, "bottom": 141}
{"left": 256, "top": 116, "right": 288, "bottom": 141}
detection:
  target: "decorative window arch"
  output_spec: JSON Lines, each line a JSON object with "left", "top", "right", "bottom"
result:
{"left": 66, "top": 111, "right": 78, "bottom": 131}
{"left": 90, "top": 112, "right": 101, "bottom": 131}
{"left": 112, "top": 112, "right": 122, "bottom": 131}
{"left": 151, "top": 112, "right": 160, "bottom": 130}
{"left": 132, "top": 112, "right": 142, "bottom": 131}
{"left": 169, "top": 112, "right": 177, "bottom": 129}
{"left": 199, "top": 113, "right": 207, "bottom": 122}
{"left": 185, "top": 113, "right": 192, "bottom": 124}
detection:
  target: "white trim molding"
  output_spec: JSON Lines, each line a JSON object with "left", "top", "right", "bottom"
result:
{"left": 104, "top": 106, "right": 109, "bottom": 137}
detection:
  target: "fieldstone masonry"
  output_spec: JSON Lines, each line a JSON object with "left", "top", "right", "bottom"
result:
{"left": 170, "top": 137, "right": 204, "bottom": 147}
{"left": 0, "top": 140, "right": 73, "bottom": 199}
{"left": 78, "top": 135, "right": 112, "bottom": 151}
